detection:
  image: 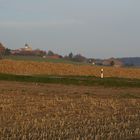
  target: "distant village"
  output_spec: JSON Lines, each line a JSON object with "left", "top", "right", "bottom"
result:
{"left": 0, "top": 42, "right": 62, "bottom": 59}
{"left": 0, "top": 42, "right": 139, "bottom": 67}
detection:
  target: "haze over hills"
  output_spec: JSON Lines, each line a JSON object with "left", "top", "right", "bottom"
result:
{"left": 119, "top": 57, "right": 140, "bottom": 67}
{"left": 97, "top": 57, "right": 140, "bottom": 67}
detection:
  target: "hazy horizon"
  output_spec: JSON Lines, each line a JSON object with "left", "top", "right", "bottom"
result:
{"left": 0, "top": 0, "right": 140, "bottom": 58}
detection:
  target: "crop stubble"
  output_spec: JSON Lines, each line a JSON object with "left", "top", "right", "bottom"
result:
{"left": 0, "top": 60, "right": 140, "bottom": 79}
{"left": 0, "top": 81, "right": 140, "bottom": 139}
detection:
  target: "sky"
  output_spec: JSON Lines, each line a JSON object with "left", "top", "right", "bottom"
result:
{"left": 0, "top": 0, "right": 140, "bottom": 58}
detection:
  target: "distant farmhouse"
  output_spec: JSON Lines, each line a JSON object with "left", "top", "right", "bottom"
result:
{"left": 102, "top": 58, "right": 124, "bottom": 67}
{"left": 88, "top": 57, "right": 124, "bottom": 67}
{"left": 19, "top": 43, "right": 32, "bottom": 51}
{"left": 47, "top": 54, "right": 62, "bottom": 59}
{"left": 11, "top": 44, "right": 46, "bottom": 56}
{"left": 9, "top": 43, "right": 63, "bottom": 59}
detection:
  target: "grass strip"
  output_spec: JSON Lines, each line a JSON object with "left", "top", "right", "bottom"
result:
{"left": 0, "top": 73, "right": 140, "bottom": 88}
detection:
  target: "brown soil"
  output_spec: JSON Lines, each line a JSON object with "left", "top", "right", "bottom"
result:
{"left": 0, "top": 81, "right": 140, "bottom": 139}
{"left": 0, "top": 81, "right": 139, "bottom": 98}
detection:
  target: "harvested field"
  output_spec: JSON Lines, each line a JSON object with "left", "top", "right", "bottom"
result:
{"left": 0, "top": 59, "right": 140, "bottom": 79}
{"left": 0, "top": 81, "right": 140, "bottom": 140}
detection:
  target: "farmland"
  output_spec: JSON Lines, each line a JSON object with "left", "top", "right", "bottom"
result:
{"left": 0, "top": 59, "right": 140, "bottom": 139}
{"left": 0, "top": 59, "right": 140, "bottom": 79}
{"left": 3, "top": 55, "right": 86, "bottom": 64}
{"left": 0, "top": 81, "right": 140, "bottom": 140}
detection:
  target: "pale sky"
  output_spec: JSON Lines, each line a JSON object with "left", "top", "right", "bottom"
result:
{"left": 0, "top": 0, "right": 140, "bottom": 58}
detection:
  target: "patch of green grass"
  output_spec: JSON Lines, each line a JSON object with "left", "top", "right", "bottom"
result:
{"left": 3, "top": 55, "right": 89, "bottom": 65}
{"left": 0, "top": 73, "right": 140, "bottom": 88}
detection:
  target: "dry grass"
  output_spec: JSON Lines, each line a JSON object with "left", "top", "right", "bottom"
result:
{"left": 0, "top": 59, "right": 140, "bottom": 79}
{"left": 0, "top": 82, "right": 140, "bottom": 140}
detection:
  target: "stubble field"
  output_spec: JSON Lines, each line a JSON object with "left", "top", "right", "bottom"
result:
{"left": 0, "top": 81, "right": 140, "bottom": 140}
{"left": 0, "top": 59, "right": 140, "bottom": 79}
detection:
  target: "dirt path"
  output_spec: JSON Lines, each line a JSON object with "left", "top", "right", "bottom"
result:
{"left": 0, "top": 81, "right": 140, "bottom": 98}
